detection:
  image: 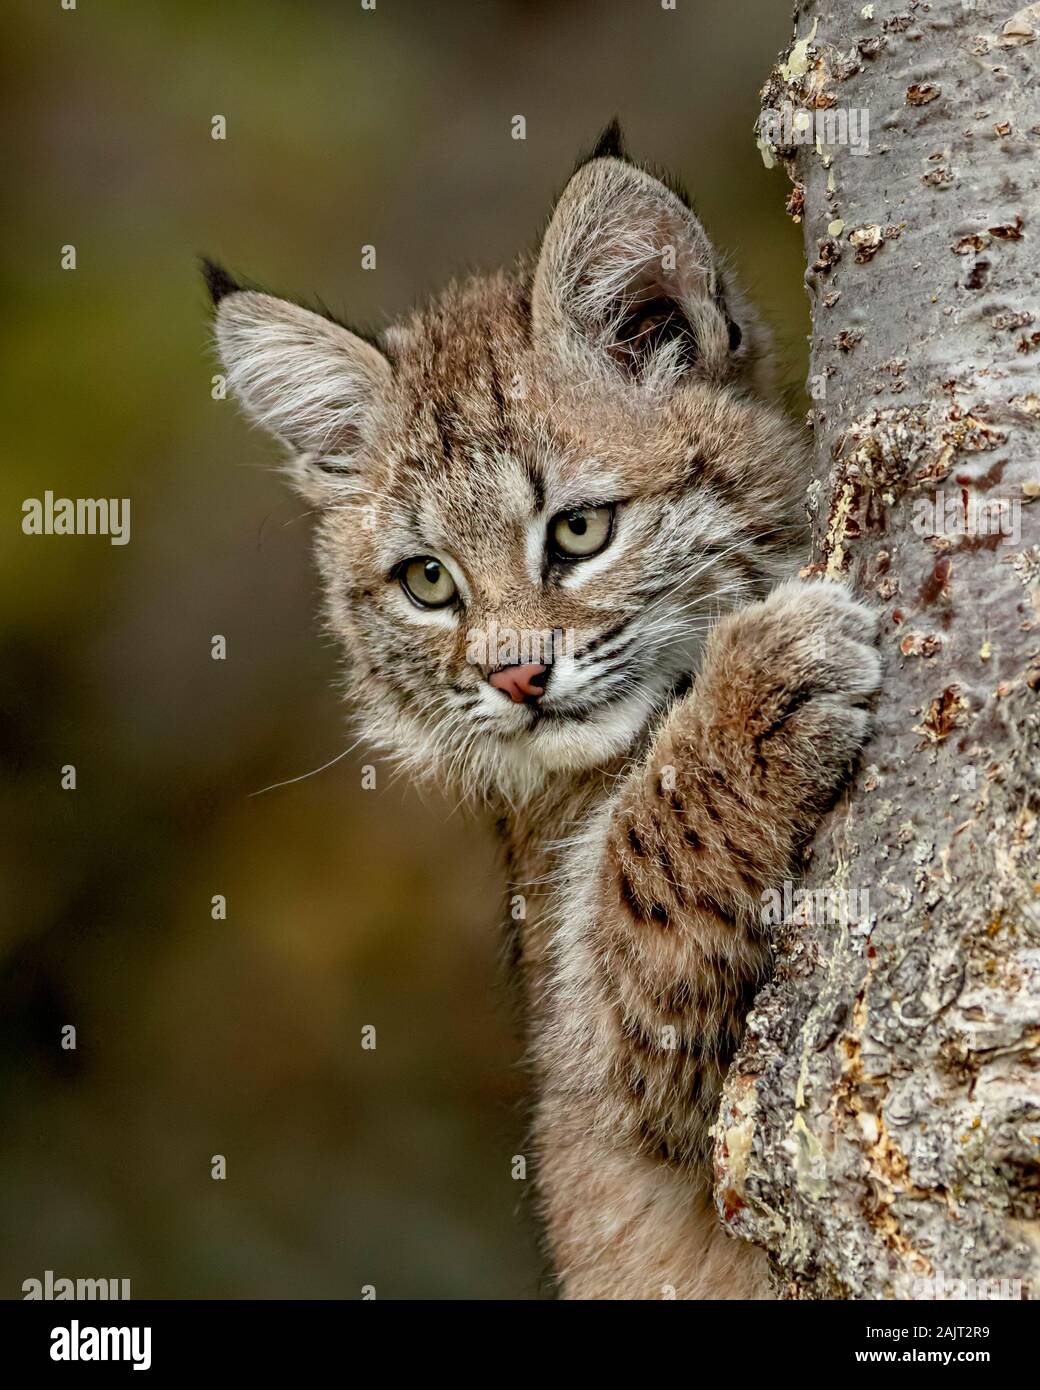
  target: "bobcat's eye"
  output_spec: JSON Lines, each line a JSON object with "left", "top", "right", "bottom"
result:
{"left": 399, "top": 556, "right": 458, "bottom": 608}
{"left": 549, "top": 505, "right": 614, "bottom": 560}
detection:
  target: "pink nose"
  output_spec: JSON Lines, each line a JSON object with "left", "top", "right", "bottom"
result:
{"left": 489, "top": 662, "right": 548, "bottom": 704}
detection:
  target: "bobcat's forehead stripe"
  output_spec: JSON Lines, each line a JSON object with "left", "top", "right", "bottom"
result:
{"left": 522, "top": 457, "right": 546, "bottom": 513}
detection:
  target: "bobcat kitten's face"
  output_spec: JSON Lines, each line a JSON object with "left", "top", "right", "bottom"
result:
{"left": 211, "top": 135, "right": 807, "bottom": 800}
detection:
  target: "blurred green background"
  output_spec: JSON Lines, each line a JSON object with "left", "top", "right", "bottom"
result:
{"left": 1, "top": 0, "right": 806, "bottom": 1298}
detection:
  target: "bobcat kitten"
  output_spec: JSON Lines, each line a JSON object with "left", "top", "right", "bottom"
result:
{"left": 208, "top": 125, "right": 880, "bottom": 1299}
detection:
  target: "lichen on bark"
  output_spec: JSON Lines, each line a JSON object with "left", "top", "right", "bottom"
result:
{"left": 715, "top": 0, "right": 1040, "bottom": 1299}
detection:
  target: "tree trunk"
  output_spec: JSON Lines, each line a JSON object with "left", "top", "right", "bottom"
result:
{"left": 714, "top": 0, "right": 1040, "bottom": 1299}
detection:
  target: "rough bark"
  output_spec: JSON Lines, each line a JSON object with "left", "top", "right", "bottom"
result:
{"left": 714, "top": 0, "right": 1040, "bottom": 1299}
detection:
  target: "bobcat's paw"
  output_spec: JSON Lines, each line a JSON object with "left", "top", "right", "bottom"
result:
{"left": 707, "top": 578, "right": 882, "bottom": 813}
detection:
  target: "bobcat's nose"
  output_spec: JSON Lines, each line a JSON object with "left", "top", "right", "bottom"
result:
{"left": 489, "top": 662, "right": 550, "bottom": 704}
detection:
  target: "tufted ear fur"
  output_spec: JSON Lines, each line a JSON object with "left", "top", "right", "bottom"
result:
{"left": 531, "top": 141, "right": 759, "bottom": 393}
{"left": 205, "top": 261, "right": 390, "bottom": 501}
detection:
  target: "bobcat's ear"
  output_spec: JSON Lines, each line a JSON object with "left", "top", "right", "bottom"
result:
{"left": 206, "top": 262, "right": 390, "bottom": 500}
{"left": 531, "top": 155, "right": 748, "bottom": 390}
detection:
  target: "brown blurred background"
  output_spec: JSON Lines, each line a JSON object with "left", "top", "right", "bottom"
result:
{"left": 1, "top": 0, "right": 806, "bottom": 1298}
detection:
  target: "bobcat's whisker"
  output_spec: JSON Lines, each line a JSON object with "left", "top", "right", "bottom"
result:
{"left": 248, "top": 732, "right": 367, "bottom": 797}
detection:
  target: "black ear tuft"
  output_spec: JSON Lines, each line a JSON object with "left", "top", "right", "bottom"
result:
{"left": 200, "top": 257, "right": 241, "bottom": 306}
{"left": 589, "top": 118, "right": 626, "bottom": 162}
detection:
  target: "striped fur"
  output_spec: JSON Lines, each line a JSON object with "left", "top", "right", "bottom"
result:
{"left": 210, "top": 142, "right": 881, "bottom": 1298}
